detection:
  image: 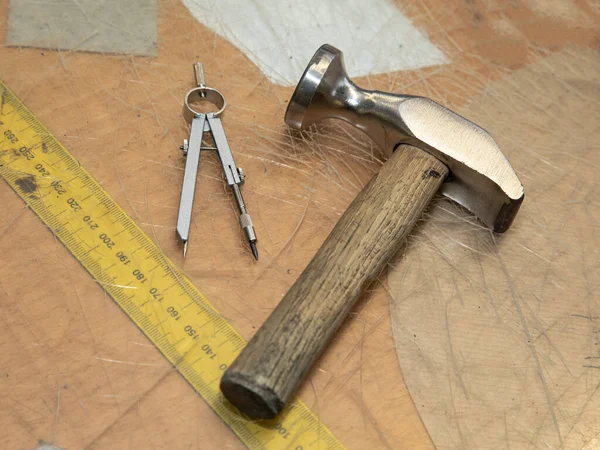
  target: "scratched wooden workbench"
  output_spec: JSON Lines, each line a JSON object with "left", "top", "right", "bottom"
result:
{"left": 1, "top": 0, "right": 599, "bottom": 449}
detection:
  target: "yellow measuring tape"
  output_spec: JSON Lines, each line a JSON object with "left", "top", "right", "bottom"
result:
{"left": 0, "top": 79, "right": 344, "bottom": 450}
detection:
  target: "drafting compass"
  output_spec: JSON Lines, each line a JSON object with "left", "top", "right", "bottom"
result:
{"left": 177, "top": 63, "right": 258, "bottom": 259}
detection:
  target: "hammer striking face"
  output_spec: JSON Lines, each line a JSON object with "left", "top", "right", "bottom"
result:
{"left": 221, "top": 44, "right": 525, "bottom": 420}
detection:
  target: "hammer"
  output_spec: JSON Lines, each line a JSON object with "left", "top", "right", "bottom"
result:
{"left": 221, "top": 44, "right": 524, "bottom": 419}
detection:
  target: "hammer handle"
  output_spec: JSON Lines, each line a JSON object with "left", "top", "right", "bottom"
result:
{"left": 221, "top": 145, "right": 448, "bottom": 419}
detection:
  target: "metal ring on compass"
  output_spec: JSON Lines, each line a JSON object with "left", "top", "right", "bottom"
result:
{"left": 183, "top": 87, "right": 227, "bottom": 123}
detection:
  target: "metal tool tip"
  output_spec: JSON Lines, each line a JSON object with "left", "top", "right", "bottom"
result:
{"left": 183, "top": 241, "right": 188, "bottom": 258}
{"left": 250, "top": 241, "right": 258, "bottom": 261}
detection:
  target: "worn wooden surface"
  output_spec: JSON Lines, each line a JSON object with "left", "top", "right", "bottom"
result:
{"left": 389, "top": 48, "right": 600, "bottom": 449}
{"left": 0, "top": 0, "right": 598, "bottom": 449}
{"left": 222, "top": 146, "right": 448, "bottom": 419}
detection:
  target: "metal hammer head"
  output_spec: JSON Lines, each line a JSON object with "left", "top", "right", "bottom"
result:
{"left": 285, "top": 44, "right": 524, "bottom": 232}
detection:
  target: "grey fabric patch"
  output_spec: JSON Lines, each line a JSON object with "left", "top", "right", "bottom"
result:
{"left": 6, "top": 0, "right": 157, "bottom": 56}
{"left": 35, "top": 441, "right": 64, "bottom": 450}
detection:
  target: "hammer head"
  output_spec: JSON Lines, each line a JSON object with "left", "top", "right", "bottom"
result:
{"left": 285, "top": 44, "right": 524, "bottom": 232}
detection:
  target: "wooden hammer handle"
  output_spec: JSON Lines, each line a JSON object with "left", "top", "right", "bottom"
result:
{"left": 221, "top": 145, "right": 448, "bottom": 419}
